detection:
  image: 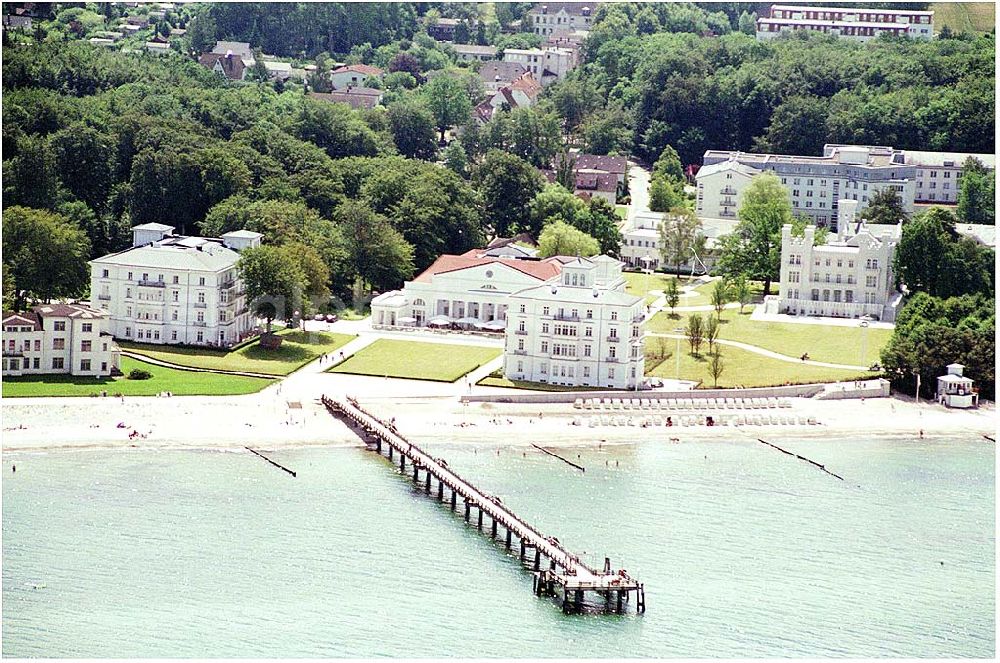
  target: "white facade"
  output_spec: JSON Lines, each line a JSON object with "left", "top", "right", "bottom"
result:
{"left": 370, "top": 251, "right": 563, "bottom": 329}
{"left": 620, "top": 212, "right": 736, "bottom": 272}
{"left": 771, "top": 200, "right": 903, "bottom": 322}
{"left": 2, "top": 304, "right": 119, "bottom": 377}
{"left": 90, "top": 225, "right": 262, "bottom": 347}
{"left": 757, "top": 5, "right": 933, "bottom": 41}
{"left": 528, "top": 3, "right": 596, "bottom": 36}
{"left": 330, "top": 64, "right": 383, "bottom": 89}
{"left": 902, "top": 150, "right": 995, "bottom": 204}
{"left": 699, "top": 145, "right": 917, "bottom": 230}
{"left": 502, "top": 47, "right": 577, "bottom": 85}
{"left": 937, "top": 363, "right": 978, "bottom": 408}
{"left": 452, "top": 43, "right": 497, "bottom": 62}
{"left": 504, "top": 256, "right": 645, "bottom": 390}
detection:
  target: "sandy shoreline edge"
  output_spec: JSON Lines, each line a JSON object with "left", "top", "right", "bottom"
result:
{"left": 2, "top": 388, "right": 995, "bottom": 456}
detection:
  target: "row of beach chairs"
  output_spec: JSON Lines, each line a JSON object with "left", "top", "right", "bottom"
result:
{"left": 573, "top": 397, "right": 792, "bottom": 411}
{"left": 577, "top": 414, "right": 818, "bottom": 427}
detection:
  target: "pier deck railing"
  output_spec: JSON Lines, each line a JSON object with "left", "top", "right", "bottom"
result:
{"left": 322, "top": 394, "right": 645, "bottom": 613}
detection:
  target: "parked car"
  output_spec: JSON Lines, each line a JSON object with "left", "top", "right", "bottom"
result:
{"left": 313, "top": 313, "right": 325, "bottom": 321}
{"left": 325, "top": 313, "right": 339, "bottom": 323}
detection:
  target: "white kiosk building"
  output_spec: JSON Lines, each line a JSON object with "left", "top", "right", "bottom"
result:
{"left": 936, "top": 363, "right": 979, "bottom": 408}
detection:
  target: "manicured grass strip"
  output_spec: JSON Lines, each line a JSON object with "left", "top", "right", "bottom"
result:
{"left": 648, "top": 308, "right": 892, "bottom": 367}
{"left": 121, "top": 329, "right": 356, "bottom": 376}
{"left": 615, "top": 205, "right": 628, "bottom": 220}
{"left": 644, "top": 343, "right": 876, "bottom": 389}
{"left": 328, "top": 339, "right": 501, "bottom": 382}
{"left": 476, "top": 376, "right": 610, "bottom": 392}
{"left": 1, "top": 357, "right": 274, "bottom": 398}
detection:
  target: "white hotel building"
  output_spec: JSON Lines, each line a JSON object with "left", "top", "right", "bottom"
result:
{"left": 757, "top": 5, "right": 933, "bottom": 42}
{"left": 502, "top": 46, "right": 578, "bottom": 86}
{"left": 765, "top": 200, "right": 903, "bottom": 322}
{"left": 2, "top": 304, "right": 119, "bottom": 377}
{"left": 504, "top": 256, "right": 645, "bottom": 390}
{"left": 697, "top": 144, "right": 917, "bottom": 230}
{"left": 90, "top": 224, "right": 262, "bottom": 346}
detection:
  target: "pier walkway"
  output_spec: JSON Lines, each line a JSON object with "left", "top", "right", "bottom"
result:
{"left": 322, "top": 395, "right": 645, "bottom": 614}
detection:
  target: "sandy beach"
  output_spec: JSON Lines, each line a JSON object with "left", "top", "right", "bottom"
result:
{"left": 2, "top": 378, "right": 995, "bottom": 454}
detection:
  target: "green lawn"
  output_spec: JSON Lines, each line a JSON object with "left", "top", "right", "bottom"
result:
{"left": 644, "top": 343, "right": 875, "bottom": 389}
{"left": 328, "top": 339, "right": 501, "bottom": 382}
{"left": 624, "top": 271, "right": 678, "bottom": 305}
{"left": 2, "top": 357, "right": 275, "bottom": 398}
{"left": 931, "top": 2, "right": 995, "bottom": 33}
{"left": 615, "top": 205, "right": 629, "bottom": 220}
{"left": 121, "top": 329, "right": 356, "bottom": 376}
{"left": 647, "top": 308, "right": 892, "bottom": 367}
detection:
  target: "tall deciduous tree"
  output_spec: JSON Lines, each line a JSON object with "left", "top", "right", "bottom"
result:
{"left": 711, "top": 280, "right": 729, "bottom": 318}
{"left": 537, "top": 219, "right": 600, "bottom": 258}
{"left": 665, "top": 277, "right": 680, "bottom": 316}
{"left": 716, "top": 173, "right": 791, "bottom": 295}
{"left": 686, "top": 313, "right": 704, "bottom": 355}
{"left": 387, "top": 99, "right": 438, "bottom": 160}
{"left": 473, "top": 150, "right": 543, "bottom": 237}
{"left": 957, "top": 157, "right": 995, "bottom": 225}
{"left": 334, "top": 200, "right": 415, "bottom": 293}
{"left": 861, "top": 187, "right": 908, "bottom": 225}
{"left": 422, "top": 75, "right": 472, "bottom": 143}
{"left": 708, "top": 348, "right": 725, "bottom": 387}
{"left": 658, "top": 207, "right": 702, "bottom": 274}
{"left": 2, "top": 206, "right": 91, "bottom": 309}
{"left": 237, "top": 244, "right": 309, "bottom": 332}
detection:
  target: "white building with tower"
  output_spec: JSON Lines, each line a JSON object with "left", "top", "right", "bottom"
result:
{"left": 766, "top": 199, "right": 903, "bottom": 322}
{"left": 2, "top": 304, "right": 119, "bottom": 377}
{"left": 90, "top": 224, "right": 262, "bottom": 347}
{"left": 503, "top": 256, "right": 645, "bottom": 390}
{"left": 936, "top": 363, "right": 978, "bottom": 408}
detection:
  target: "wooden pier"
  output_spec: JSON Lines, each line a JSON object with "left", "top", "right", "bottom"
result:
{"left": 322, "top": 395, "right": 645, "bottom": 615}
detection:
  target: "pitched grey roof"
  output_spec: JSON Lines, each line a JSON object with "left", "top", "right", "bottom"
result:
{"left": 511, "top": 283, "right": 643, "bottom": 307}
{"left": 91, "top": 242, "right": 240, "bottom": 272}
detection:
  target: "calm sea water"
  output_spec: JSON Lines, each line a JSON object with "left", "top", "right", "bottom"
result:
{"left": 3, "top": 435, "right": 994, "bottom": 658}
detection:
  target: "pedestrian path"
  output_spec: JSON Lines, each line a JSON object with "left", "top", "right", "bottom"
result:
{"left": 120, "top": 351, "right": 280, "bottom": 379}
{"left": 644, "top": 333, "right": 868, "bottom": 371}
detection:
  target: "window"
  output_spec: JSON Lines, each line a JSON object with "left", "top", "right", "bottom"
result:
{"left": 518, "top": 320, "right": 525, "bottom": 333}
{"left": 199, "top": 277, "right": 206, "bottom": 286}
{"left": 52, "top": 357, "right": 65, "bottom": 370}
{"left": 197, "top": 331, "right": 204, "bottom": 343}
{"left": 102, "top": 269, "right": 109, "bottom": 278}
{"left": 541, "top": 323, "right": 549, "bottom": 334}
{"left": 33, "top": 340, "right": 40, "bottom": 352}
{"left": 124, "top": 327, "right": 131, "bottom": 337}
{"left": 541, "top": 341, "right": 548, "bottom": 353}
{"left": 518, "top": 339, "right": 524, "bottom": 351}
{"left": 519, "top": 305, "right": 525, "bottom": 313}
{"left": 81, "top": 340, "right": 92, "bottom": 352}
{"left": 198, "top": 291, "right": 205, "bottom": 304}
{"left": 585, "top": 327, "right": 592, "bottom": 337}
{"left": 142, "top": 273, "right": 149, "bottom": 281}
{"left": 80, "top": 359, "right": 91, "bottom": 372}
{"left": 845, "top": 290, "right": 854, "bottom": 303}
{"left": 611, "top": 311, "right": 618, "bottom": 321}
{"left": 586, "top": 309, "right": 593, "bottom": 319}
{"left": 866, "top": 275, "right": 877, "bottom": 287}
{"left": 608, "top": 367, "right": 615, "bottom": 379}
{"left": 53, "top": 321, "right": 66, "bottom": 332}
{"left": 542, "top": 307, "right": 550, "bottom": 316}
{"left": 172, "top": 331, "right": 178, "bottom": 341}
{"left": 197, "top": 312, "right": 204, "bottom": 323}
{"left": 52, "top": 338, "right": 65, "bottom": 350}
{"left": 126, "top": 288, "right": 132, "bottom": 299}
{"left": 173, "top": 291, "right": 179, "bottom": 302}
{"left": 173, "top": 275, "right": 179, "bottom": 284}
{"left": 128, "top": 272, "right": 133, "bottom": 280}
{"left": 82, "top": 323, "right": 93, "bottom": 333}
{"left": 33, "top": 357, "right": 40, "bottom": 369}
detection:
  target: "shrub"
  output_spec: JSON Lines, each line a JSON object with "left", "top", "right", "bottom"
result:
{"left": 127, "top": 369, "right": 153, "bottom": 380}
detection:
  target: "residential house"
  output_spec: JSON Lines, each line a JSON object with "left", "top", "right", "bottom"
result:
{"left": 502, "top": 46, "right": 578, "bottom": 86}
{"left": 543, "top": 153, "right": 627, "bottom": 203}
{"left": 452, "top": 43, "right": 498, "bottom": 62}
{"left": 2, "top": 304, "right": 119, "bottom": 377}
{"left": 474, "top": 72, "right": 541, "bottom": 123}
{"left": 897, "top": 149, "right": 995, "bottom": 204}
{"left": 765, "top": 200, "right": 903, "bottom": 322}
{"left": 199, "top": 51, "right": 247, "bottom": 80}
{"left": 370, "top": 249, "right": 564, "bottom": 329}
{"left": 330, "top": 63, "right": 384, "bottom": 89}
{"left": 2, "top": 14, "right": 33, "bottom": 30}
{"left": 145, "top": 41, "right": 171, "bottom": 56}
{"left": 527, "top": 3, "right": 598, "bottom": 36}
{"left": 478, "top": 60, "right": 529, "bottom": 93}
{"left": 504, "top": 255, "right": 645, "bottom": 390}
{"left": 310, "top": 87, "right": 384, "bottom": 111}
{"left": 212, "top": 41, "right": 255, "bottom": 64}
{"left": 426, "top": 17, "right": 473, "bottom": 42}
{"left": 90, "top": 224, "right": 262, "bottom": 347}
{"left": 620, "top": 211, "right": 735, "bottom": 272}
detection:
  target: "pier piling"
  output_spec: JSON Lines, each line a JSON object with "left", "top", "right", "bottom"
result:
{"left": 322, "top": 395, "right": 645, "bottom": 616}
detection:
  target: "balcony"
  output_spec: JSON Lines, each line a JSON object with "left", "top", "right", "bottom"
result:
{"left": 553, "top": 313, "right": 580, "bottom": 322}
{"left": 218, "top": 280, "right": 236, "bottom": 290}
{"left": 515, "top": 329, "right": 528, "bottom": 335}
{"left": 722, "top": 198, "right": 736, "bottom": 206}
{"left": 606, "top": 335, "right": 619, "bottom": 343}
{"left": 137, "top": 279, "right": 165, "bottom": 288}
{"left": 512, "top": 349, "right": 527, "bottom": 355}
{"left": 721, "top": 186, "right": 737, "bottom": 195}
{"left": 194, "top": 321, "right": 207, "bottom": 327}
{"left": 193, "top": 302, "right": 208, "bottom": 309}
{"left": 604, "top": 357, "right": 619, "bottom": 363}
{"left": 97, "top": 294, "right": 111, "bottom": 301}
{"left": 719, "top": 210, "right": 737, "bottom": 218}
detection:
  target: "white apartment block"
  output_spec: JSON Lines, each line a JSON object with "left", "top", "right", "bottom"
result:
{"left": 900, "top": 149, "right": 994, "bottom": 204}
{"left": 504, "top": 256, "right": 645, "bottom": 390}
{"left": 528, "top": 2, "right": 596, "bottom": 36}
{"left": 698, "top": 145, "right": 917, "bottom": 230}
{"left": 370, "top": 250, "right": 563, "bottom": 329}
{"left": 767, "top": 200, "right": 903, "bottom": 322}
{"left": 757, "top": 4, "right": 933, "bottom": 42}
{"left": 90, "top": 224, "right": 262, "bottom": 347}
{"left": 620, "top": 212, "right": 736, "bottom": 272}
{"left": 2, "top": 304, "right": 119, "bottom": 377}
{"left": 502, "top": 46, "right": 577, "bottom": 86}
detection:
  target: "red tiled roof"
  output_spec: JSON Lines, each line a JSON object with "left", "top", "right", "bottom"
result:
{"left": 198, "top": 52, "right": 245, "bottom": 80}
{"left": 413, "top": 253, "right": 561, "bottom": 283}
{"left": 554, "top": 152, "right": 627, "bottom": 174}
{"left": 332, "top": 63, "right": 384, "bottom": 77}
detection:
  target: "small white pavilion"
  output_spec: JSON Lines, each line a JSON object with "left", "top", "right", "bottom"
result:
{"left": 936, "top": 363, "right": 978, "bottom": 408}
